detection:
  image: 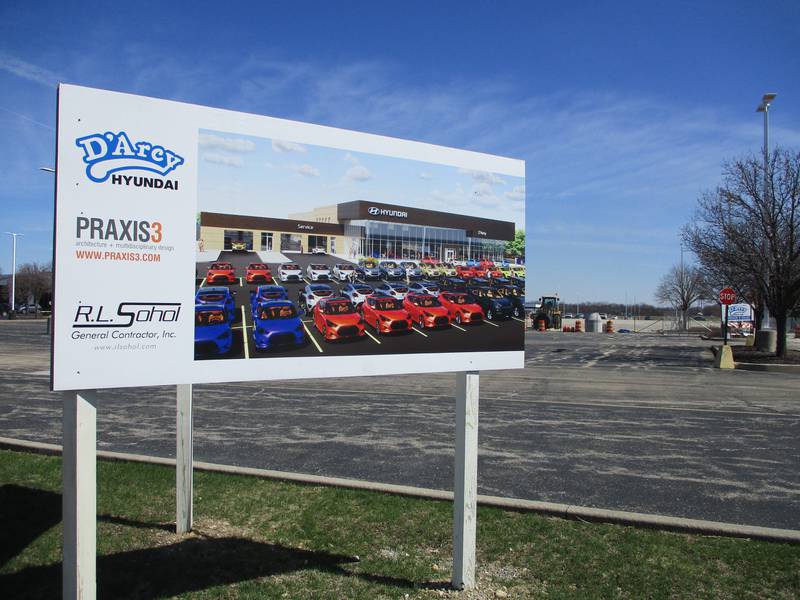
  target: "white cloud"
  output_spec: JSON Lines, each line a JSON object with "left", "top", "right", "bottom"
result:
{"left": 419, "top": 171, "right": 433, "bottom": 180}
{"left": 290, "top": 163, "right": 320, "bottom": 177}
{"left": 272, "top": 139, "right": 307, "bottom": 153}
{"left": 505, "top": 185, "right": 525, "bottom": 202}
{"left": 203, "top": 153, "right": 243, "bottom": 167}
{"left": 0, "top": 52, "right": 60, "bottom": 87}
{"left": 472, "top": 182, "right": 495, "bottom": 198}
{"left": 199, "top": 133, "right": 255, "bottom": 153}
{"left": 459, "top": 168, "right": 506, "bottom": 186}
{"left": 344, "top": 152, "right": 359, "bottom": 164}
{"left": 345, "top": 164, "right": 371, "bottom": 182}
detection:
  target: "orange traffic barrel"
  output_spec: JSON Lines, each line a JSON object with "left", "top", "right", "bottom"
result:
{"left": 605, "top": 320, "right": 614, "bottom": 333}
{"left": 538, "top": 319, "right": 546, "bottom": 332}
{"left": 575, "top": 320, "right": 583, "bottom": 332}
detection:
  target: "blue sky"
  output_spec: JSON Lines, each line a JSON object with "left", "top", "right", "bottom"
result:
{"left": 198, "top": 130, "right": 524, "bottom": 224}
{"left": 1, "top": 1, "right": 798, "bottom": 303}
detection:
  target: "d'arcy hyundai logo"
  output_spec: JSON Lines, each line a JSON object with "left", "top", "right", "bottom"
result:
{"left": 367, "top": 206, "right": 408, "bottom": 218}
{"left": 75, "top": 131, "right": 184, "bottom": 185}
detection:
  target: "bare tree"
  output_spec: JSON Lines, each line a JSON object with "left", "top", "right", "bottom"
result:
{"left": 15, "top": 262, "right": 52, "bottom": 309}
{"left": 655, "top": 264, "right": 704, "bottom": 330}
{"left": 683, "top": 148, "right": 800, "bottom": 357}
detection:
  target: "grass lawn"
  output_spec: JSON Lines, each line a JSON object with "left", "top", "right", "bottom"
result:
{"left": 1, "top": 449, "right": 798, "bottom": 599}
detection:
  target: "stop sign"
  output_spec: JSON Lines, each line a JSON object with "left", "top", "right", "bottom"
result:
{"left": 719, "top": 287, "right": 736, "bottom": 305}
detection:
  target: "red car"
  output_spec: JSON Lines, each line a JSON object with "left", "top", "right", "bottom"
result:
{"left": 361, "top": 294, "right": 412, "bottom": 334}
{"left": 455, "top": 265, "right": 476, "bottom": 279}
{"left": 472, "top": 266, "right": 487, "bottom": 278}
{"left": 402, "top": 292, "right": 450, "bottom": 329}
{"left": 206, "top": 262, "right": 236, "bottom": 284}
{"left": 312, "top": 297, "right": 365, "bottom": 341}
{"left": 479, "top": 260, "right": 495, "bottom": 270}
{"left": 245, "top": 262, "right": 273, "bottom": 284}
{"left": 439, "top": 292, "right": 484, "bottom": 325}
{"left": 485, "top": 267, "right": 503, "bottom": 278}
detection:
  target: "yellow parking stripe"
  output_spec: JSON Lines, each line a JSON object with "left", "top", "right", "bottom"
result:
{"left": 411, "top": 326, "right": 429, "bottom": 337}
{"left": 483, "top": 319, "right": 500, "bottom": 327}
{"left": 364, "top": 330, "right": 381, "bottom": 344}
{"left": 451, "top": 323, "right": 467, "bottom": 332}
{"left": 303, "top": 323, "right": 324, "bottom": 353}
{"left": 239, "top": 277, "right": 243, "bottom": 286}
{"left": 241, "top": 305, "right": 250, "bottom": 358}
{"left": 199, "top": 277, "right": 206, "bottom": 287}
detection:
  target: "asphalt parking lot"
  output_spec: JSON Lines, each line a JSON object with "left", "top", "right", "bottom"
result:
{"left": 194, "top": 251, "right": 522, "bottom": 359}
{"left": 1, "top": 319, "right": 799, "bottom": 530}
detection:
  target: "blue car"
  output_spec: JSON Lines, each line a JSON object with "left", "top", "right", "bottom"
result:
{"left": 252, "top": 300, "right": 306, "bottom": 351}
{"left": 250, "top": 284, "right": 289, "bottom": 317}
{"left": 194, "top": 304, "right": 233, "bottom": 356}
{"left": 195, "top": 286, "right": 236, "bottom": 323}
{"left": 378, "top": 260, "right": 405, "bottom": 280}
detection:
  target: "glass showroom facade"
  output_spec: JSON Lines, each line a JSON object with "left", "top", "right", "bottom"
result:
{"left": 343, "top": 221, "right": 507, "bottom": 262}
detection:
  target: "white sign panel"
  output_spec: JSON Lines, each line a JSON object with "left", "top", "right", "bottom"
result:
{"left": 53, "top": 85, "right": 526, "bottom": 390}
{"left": 727, "top": 303, "right": 754, "bottom": 322}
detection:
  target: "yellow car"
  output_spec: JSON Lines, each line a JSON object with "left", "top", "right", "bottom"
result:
{"left": 421, "top": 263, "right": 440, "bottom": 278}
{"left": 498, "top": 265, "right": 514, "bottom": 277}
{"left": 439, "top": 262, "right": 457, "bottom": 277}
{"left": 509, "top": 265, "right": 526, "bottom": 277}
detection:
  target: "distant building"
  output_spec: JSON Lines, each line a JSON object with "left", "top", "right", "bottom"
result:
{"left": 199, "top": 200, "right": 516, "bottom": 262}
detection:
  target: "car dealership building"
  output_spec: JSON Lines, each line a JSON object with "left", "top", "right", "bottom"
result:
{"left": 199, "top": 201, "right": 516, "bottom": 262}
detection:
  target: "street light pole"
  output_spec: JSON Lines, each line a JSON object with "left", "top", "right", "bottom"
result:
{"left": 756, "top": 93, "right": 776, "bottom": 330}
{"left": 5, "top": 232, "right": 22, "bottom": 311}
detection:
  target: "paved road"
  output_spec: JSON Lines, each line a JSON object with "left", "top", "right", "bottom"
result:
{"left": 1, "top": 319, "right": 798, "bottom": 530}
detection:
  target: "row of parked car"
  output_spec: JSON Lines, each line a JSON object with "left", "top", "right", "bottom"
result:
{"left": 204, "top": 260, "right": 526, "bottom": 287}
{"left": 206, "top": 261, "right": 525, "bottom": 285}
{"left": 193, "top": 276, "right": 524, "bottom": 356}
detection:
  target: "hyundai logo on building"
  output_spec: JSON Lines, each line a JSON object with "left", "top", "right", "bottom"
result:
{"left": 367, "top": 206, "right": 408, "bottom": 218}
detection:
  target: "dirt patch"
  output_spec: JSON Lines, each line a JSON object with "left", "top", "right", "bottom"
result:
{"left": 732, "top": 345, "right": 800, "bottom": 365}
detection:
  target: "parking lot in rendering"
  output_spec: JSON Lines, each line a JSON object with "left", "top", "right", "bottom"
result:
{"left": 194, "top": 250, "right": 524, "bottom": 360}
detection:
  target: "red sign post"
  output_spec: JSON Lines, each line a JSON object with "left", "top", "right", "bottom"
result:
{"left": 719, "top": 288, "right": 736, "bottom": 345}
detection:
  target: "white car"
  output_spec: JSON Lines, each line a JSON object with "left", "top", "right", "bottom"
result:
{"left": 311, "top": 247, "right": 326, "bottom": 255}
{"left": 333, "top": 263, "right": 356, "bottom": 281}
{"left": 407, "top": 280, "right": 440, "bottom": 295}
{"left": 298, "top": 284, "right": 334, "bottom": 312}
{"left": 341, "top": 283, "right": 373, "bottom": 306}
{"left": 278, "top": 263, "right": 303, "bottom": 282}
{"left": 307, "top": 263, "right": 331, "bottom": 281}
{"left": 374, "top": 282, "right": 408, "bottom": 300}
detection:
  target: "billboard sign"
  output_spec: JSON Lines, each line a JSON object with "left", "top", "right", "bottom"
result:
{"left": 53, "top": 85, "right": 526, "bottom": 390}
{"left": 727, "top": 303, "right": 754, "bottom": 322}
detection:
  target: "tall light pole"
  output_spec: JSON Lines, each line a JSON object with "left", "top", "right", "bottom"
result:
{"left": 5, "top": 232, "right": 22, "bottom": 311}
{"left": 756, "top": 93, "right": 776, "bottom": 330}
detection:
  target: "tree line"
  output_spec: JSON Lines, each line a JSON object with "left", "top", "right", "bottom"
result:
{"left": 656, "top": 148, "right": 799, "bottom": 356}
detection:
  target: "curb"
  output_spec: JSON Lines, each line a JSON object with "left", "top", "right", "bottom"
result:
{"left": 707, "top": 347, "right": 800, "bottom": 373}
{"left": 1, "top": 436, "right": 798, "bottom": 545}
{"left": 734, "top": 362, "right": 800, "bottom": 373}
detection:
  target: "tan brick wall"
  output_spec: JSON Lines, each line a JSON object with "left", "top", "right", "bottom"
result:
{"left": 200, "top": 226, "right": 225, "bottom": 251}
